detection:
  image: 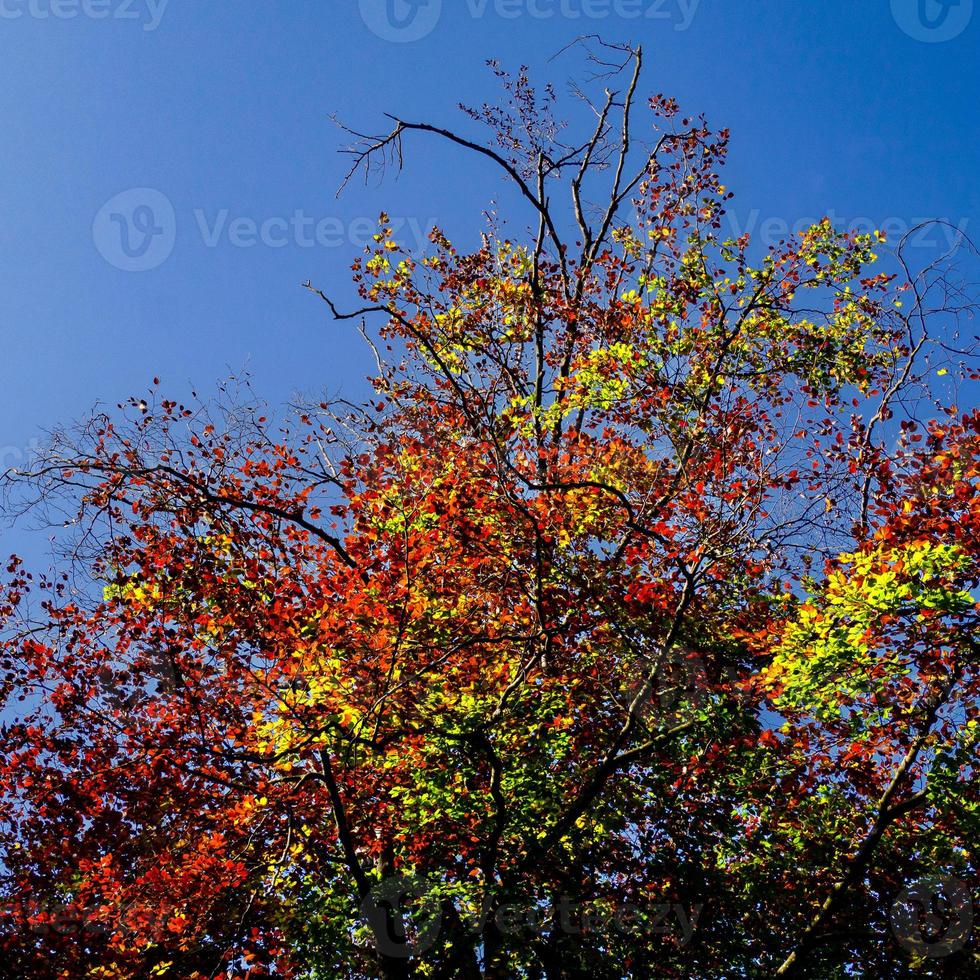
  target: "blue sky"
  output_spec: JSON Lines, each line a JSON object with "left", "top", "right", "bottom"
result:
{"left": 1, "top": 0, "right": 978, "bottom": 559}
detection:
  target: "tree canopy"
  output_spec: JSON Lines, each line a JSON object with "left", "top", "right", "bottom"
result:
{"left": 1, "top": 41, "right": 978, "bottom": 979}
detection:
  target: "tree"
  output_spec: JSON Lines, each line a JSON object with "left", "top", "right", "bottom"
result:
{"left": 1, "top": 40, "right": 977, "bottom": 979}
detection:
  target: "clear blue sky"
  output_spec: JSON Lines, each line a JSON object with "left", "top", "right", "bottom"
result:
{"left": 1, "top": 1, "right": 978, "bottom": 559}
